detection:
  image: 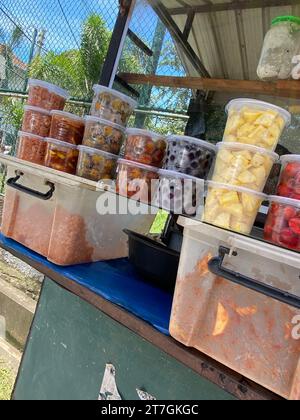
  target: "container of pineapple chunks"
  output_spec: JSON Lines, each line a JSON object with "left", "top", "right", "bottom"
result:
{"left": 224, "top": 99, "right": 291, "bottom": 151}
{"left": 203, "top": 181, "right": 266, "bottom": 234}
{"left": 212, "top": 142, "right": 279, "bottom": 192}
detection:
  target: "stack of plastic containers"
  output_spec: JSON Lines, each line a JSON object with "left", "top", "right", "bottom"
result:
{"left": 76, "top": 86, "right": 135, "bottom": 183}
{"left": 17, "top": 79, "right": 70, "bottom": 168}
{"left": 203, "top": 99, "right": 291, "bottom": 234}
{"left": 264, "top": 155, "right": 300, "bottom": 251}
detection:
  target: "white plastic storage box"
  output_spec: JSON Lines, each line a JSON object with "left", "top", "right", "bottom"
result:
{"left": 170, "top": 218, "right": 300, "bottom": 400}
{"left": 0, "top": 156, "right": 157, "bottom": 265}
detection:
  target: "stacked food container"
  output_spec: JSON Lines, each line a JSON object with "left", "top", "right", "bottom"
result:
{"left": 1, "top": 82, "right": 157, "bottom": 265}
{"left": 203, "top": 99, "right": 291, "bottom": 234}
{"left": 169, "top": 99, "right": 300, "bottom": 399}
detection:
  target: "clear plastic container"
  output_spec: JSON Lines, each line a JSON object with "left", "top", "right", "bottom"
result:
{"left": 50, "top": 111, "right": 85, "bottom": 145}
{"left": 212, "top": 142, "right": 278, "bottom": 192}
{"left": 22, "top": 105, "right": 51, "bottom": 137}
{"left": 44, "top": 138, "right": 79, "bottom": 174}
{"left": 257, "top": 16, "right": 300, "bottom": 81}
{"left": 163, "top": 135, "right": 216, "bottom": 179}
{"left": 276, "top": 155, "right": 300, "bottom": 199}
{"left": 83, "top": 116, "right": 125, "bottom": 154}
{"left": 264, "top": 195, "right": 300, "bottom": 251}
{"left": 91, "top": 85, "right": 137, "bottom": 127}
{"left": 224, "top": 99, "right": 291, "bottom": 151}
{"left": 76, "top": 146, "right": 118, "bottom": 182}
{"left": 116, "top": 159, "right": 159, "bottom": 204}
{"left": 0, "top": 157, "right": 157, "bottom": 265}
{"left": 170, "top": 218, "right": 300, "bottom": 399}
{"left": 124, "top": 128, "right": 167, "bottom": 168}
{"left": 27, "top": 79, "right": 69, "bottom": 110}
{"left": 153, "top": 169, "right": 205, "bottom": 217}
{"left": 16, "top": 131, "right": 47, "bottom": 166}
{"left": 203, "top": 181, "right": 266, "bottom": 235}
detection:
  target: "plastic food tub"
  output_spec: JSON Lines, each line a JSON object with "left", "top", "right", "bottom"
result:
{"left": 0, "top": 156, "right": 157, "bottom": 265}
{"left": 27, "top": 79, "right": 69, "bottom": 110}
{"left": 44, "top": 138, "right": 79, "bottom": 174}
{"left": 163, "top": 135, "right": 216, "bottom": 179}
{"left": 50, "top": 111, "right": 85, "bottom": 145}
{"left": 116, "top": 159, "right": 159, "bottom": 204}
{"left": 83, "top": 116, "right": 125, "bottom": 154}
{"left": 170, "top": 218, "right": 300, "bottom": 399}
{"left": 264, "top": 195, "right": 300, "bottom": 251}
{"left": 77, "top": 146, "right": 118, "bottom": 182}
{"left": 90, "top": 85, "right": 137, "bottom": 126}
{"left": 203, "top": 181, "right": 266, "bottom": 235}
{"left": 277, "top": 155, "right": 300, "bottom": 199}
{"left": 212, "top": 142, "right": 278, "bottom": 191}
{"left": 153, "top": 169, "right": 205, "bottom": 217}
{"left": 224, "top": 99, "right": 291, "bottom": 150}
{"left": 22, "top": 105, "right": 51, "bottom": 137}
{"left": 124, "top": 128, "right": 167, "bottom": 167}
{"left": 16, "top": 131, "right": 47, "bottom": 166}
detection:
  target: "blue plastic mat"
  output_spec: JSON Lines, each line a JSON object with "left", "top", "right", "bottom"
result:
{"left": 0, "top": 234, "right": 172, "bottom": 335}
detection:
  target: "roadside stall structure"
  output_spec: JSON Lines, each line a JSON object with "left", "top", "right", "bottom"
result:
{"left": 1, "top": 0, "right": 300, "bottom": 400}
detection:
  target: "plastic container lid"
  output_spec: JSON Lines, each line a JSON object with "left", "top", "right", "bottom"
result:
{"left": 45, "top": 137, "right": 78, "bottom": 150}
{"left": 225, "top": 98, "right": 292, "bottom": 126}
{"left": 92, "top": 85, "right": 137, "bottom": 109}
{"left": 272, "top": 16, "right": 300, "bottom": 26}
{"left": 51, "top": 110, "right": 85, "bottom": 123}
{"left": 85, "top": 115, "right": 125, "bottom": 131}
{"left": 269, "top": 195, "right": 300, "bottom": 209}
{"left": 167, "top": 135, "right": 217, "bottom": 152}
{"left": 280, "top": 154, "right": 300, "bottom": 165}
{"left": 158, "top": 168, "right": 203, "bottom": 182}
{"left": 23, "top": 105, "right": 51, "bottom": 115}
{"left": 126, "top": 127, "right": 166, "bottom": 140}
{"left": 18, "top": 131, "right": 46, "bottom": 141}
{"left": 207, "top": 180, "right": 267, "bottom": 199}
{"left": 78, "top": 145, "right": 119, "bottom": 159}
{"left": 216, "top": 142, "right": 279, "bottom": 161}
{"left": 28, "top": 79, "right": 70, "bottom": 99}
{"left": 117, "top": 158, "right": 159, "bottom": 172}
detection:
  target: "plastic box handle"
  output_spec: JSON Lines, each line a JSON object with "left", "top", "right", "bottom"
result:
{"left": 7, "top": 172, "right": 55, "bottom": 201}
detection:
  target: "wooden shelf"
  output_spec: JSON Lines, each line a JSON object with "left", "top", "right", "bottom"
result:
{"left": 119, "top": 73, "right": 300, "bottom": 99}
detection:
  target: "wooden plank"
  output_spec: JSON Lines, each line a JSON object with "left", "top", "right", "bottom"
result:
{"left": 167, "top": 0, "right": 299, "bottom": 15}
{"left": 0, "top": 240, "right": 282, "bottom": 400}
{"left": 119, "top": 72, "right": 300, "bottom": 98}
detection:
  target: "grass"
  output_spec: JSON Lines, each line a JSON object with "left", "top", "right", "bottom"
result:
{"left": 0, "top": 361, "right": 14, "bottom": 400}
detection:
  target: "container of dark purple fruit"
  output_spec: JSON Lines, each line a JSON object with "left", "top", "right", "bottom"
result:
{"left": 154, "top": 169, "right": 205, "bottom": 216}
{"left": 163, "top": 135, "right": 216, "bottom": 179}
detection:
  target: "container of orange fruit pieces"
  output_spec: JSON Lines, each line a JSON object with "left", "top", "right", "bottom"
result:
{"left": 224, "top": 99, "right": 291, "bottom": 151}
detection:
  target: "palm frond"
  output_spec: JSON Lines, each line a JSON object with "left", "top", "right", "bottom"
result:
{"left": 9, "top": 26, "right": 23, "bottom": 50}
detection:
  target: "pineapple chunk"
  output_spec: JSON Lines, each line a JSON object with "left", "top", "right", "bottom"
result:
{"left": 226, "top": 203, "right": 243, "bottom": 217}
{"left": 203, "top": 204, "right": 220, "bottom": 222}
{"left": 276, "top": 116, "right": 285, "bottom": 131}
{"left": 241, "top": 193, "right": 259, "bottom": 213}
{"left": 254, "top": 111, "right": 278, "bottom": 128}
{"left": 262, "top": 134, "right": 276, "bottom": 147}
{"left": 238, "top": 170, "right": 256, "bottom": 184}
{"left": 213, "top": 212, "right": 231, "bottom": 229}
{"left": 251, "top": 153, "right": 265, "bottom": 167}
{"left": 225, "top": 114, "right": 245, "bottom": 135}
{"left": 219, "top": 191, "right": 239, "bottom": 206}
{"left": 237, "top": 122, "right": 255, "bottom": 138}
{"left": 242, "top": 109, "right": 263, "bottom": 123}
{"left": 233, "top": 150, "right": 252, "bottom": 161}
{"left": 231, "top": 221, "right": 250, "bottom": 234}
{"left": 268, "top": 124, "right": 280, "bottom": 140}
{"left": 251, "top": 166, "right": 266, "bottom": 186}
{"left": 224, "top": 134, "right": 237, "bottom": 142}
{"left": 248, "top": 125, "right": 268, "bottom": 140}
{"left": 218, "top": 149, "right": 233, "bottom": 163}
{"left": 222, "top": 167, "right": 238, "bottom": 182}
{"left": 232, "top": 156, "right": 251, "bottom": 172}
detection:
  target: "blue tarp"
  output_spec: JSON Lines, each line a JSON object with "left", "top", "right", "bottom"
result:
{"left": 0, "top": 234, "right": 172, "bottom": 335}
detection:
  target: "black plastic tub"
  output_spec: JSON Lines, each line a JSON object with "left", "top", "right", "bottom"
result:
{"left": 123, "top": 229, "right": 180, "bottom": 293}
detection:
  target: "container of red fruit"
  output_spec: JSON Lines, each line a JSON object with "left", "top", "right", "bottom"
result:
{"left": 264, "top": 195, "right": 300, "bottom": 251}
{"left": 276, "top": 155, "right": 300, "bottom": 199}
{"left": 124, "top": 128, "right": 167, "bottom": 168}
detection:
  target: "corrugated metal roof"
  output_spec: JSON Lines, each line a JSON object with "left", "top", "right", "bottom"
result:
{"left": 158, "top": 0, "right": 300, "bottom": 80}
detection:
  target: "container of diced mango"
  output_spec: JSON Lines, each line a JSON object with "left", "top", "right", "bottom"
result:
{"left": 203, "top": 99, "right": 290, "bottom": 235}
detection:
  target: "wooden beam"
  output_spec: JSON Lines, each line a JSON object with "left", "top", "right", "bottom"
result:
{"left": 119, "top": 72, "right": 300, "bottom": 98}
{"left": 147, "top": 0, "right": 210, "bottom": 77}
{"left": 167, "top": 0, "right": 299, "bottom": 15}
{"left": 127, "top": 29, "right": 153, "bottom": 56}
{"left": 182, "top": 10, "right": 195, "bottom": 41}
